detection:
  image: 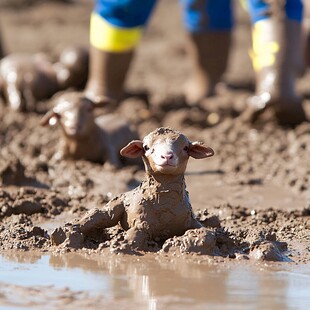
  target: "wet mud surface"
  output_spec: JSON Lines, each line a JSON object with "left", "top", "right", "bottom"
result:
{"left": 0, "top": 0, "right": 309, "bottom": 307}
{"left": 1, "top": 251, "right": 310, "bottom": 309}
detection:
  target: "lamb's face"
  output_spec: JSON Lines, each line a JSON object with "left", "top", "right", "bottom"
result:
{"left": 120, "top": 127, "right": 214, "bottom": 176}
{"left": 143, "top": 130, "right": 190, "bottom": 175}
{"left": 53, "top": 93, "right": 94, "bottom": 138}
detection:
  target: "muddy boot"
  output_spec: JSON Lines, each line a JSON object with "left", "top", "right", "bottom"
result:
{"left": 185, "top": 31, "right": 231, "bottom": 104}
{"left": 85, "top": 45, "right": 133, "bottom": 103}
{"left": 246, "top": 18, "right": 307, "bottom": 126}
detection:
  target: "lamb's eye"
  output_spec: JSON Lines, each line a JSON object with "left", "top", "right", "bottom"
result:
{"left": 184, "top": 146, "right": 189, "bottom": 152}
{"left": 143, "top": 145, "right": 149, "bottom": 151}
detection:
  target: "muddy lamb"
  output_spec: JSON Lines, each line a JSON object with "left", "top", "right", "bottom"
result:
{"left": 40, "top": 91, "right": 140, "bottom": 168}
{"left": 51, "top": 127, "right": 214, "bottom": 251}
{"left": 0, "top": 46, "right": 88, "bottom": 111}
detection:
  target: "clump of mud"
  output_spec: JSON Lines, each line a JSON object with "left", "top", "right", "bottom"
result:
{"left": 46, "top": 216, "right": 293, "bottom": 262}
{"left": 197, "top": 204, "right": 310, "bottom": 262}
{"left": 0, "top": 213, "right": 49, "bottom": 250}
{"left": 0, "top": 187, "right": 69, "bottom": 219}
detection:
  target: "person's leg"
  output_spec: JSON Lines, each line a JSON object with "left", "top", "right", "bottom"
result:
{"left": 0, "top": 29, "right": 5, "bottom": 58}
{"left": 85, "top": 0, "right": 157, "bottom": 103}
{"left": 247, "top": 0, "right": 306, "bottom": 125}
{"left": 181, "top": 0, "right": 233, "bottom": 104}
{"left": 304, "top": 0, "right": 310, "bottom": 68}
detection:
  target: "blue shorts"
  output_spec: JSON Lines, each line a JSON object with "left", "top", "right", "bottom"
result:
{"left": 94, "top": 0, "right": 303, "bottom": 32}
{"left": 94, "top": 0, "right": 157, "bottom": 28}
{"left": 247, "top": 0, "right": 303, "bottom": 24}
{"left": 94, "top": 0, "right": 233, "bottom": 32}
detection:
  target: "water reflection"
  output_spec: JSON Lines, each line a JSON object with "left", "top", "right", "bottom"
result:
{"left": 49, "top": 253, "right": 232, "bottom": 307}
{"left": 0, "top": 252, "right": 310, "bottom": 309}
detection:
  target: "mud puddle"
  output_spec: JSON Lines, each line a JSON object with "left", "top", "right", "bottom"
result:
{"left": 186, "top": 160, "right": 309, "bottom": 211}
{"left": 1, "top": 252, "right": 310, "bottom": 310}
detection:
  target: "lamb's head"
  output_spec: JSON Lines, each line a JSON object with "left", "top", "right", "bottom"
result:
{"left": 121, "top": 127, "right": 214, "bottom": 176}
{"left": 40, "top": 91, "right": 109, "bottom": 138}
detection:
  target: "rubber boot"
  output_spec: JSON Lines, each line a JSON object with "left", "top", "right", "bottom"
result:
{"left": 84, "top": 45, "right": 133, "bottom": 103}
{"left": 185, "top": 31, "right": 231, "bottom": 104}
{"left": 247, "top": 18, "right": 306, "bottom": 126}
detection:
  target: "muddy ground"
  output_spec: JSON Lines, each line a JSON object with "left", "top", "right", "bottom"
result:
{"left": 0, "top": 0, "right": 309, "bottom": 278}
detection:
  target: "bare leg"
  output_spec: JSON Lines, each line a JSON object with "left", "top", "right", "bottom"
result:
{"left": 0, "top": 30, "right": 5, "bottom": 59}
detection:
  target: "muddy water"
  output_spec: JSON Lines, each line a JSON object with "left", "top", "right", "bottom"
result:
{"left": 1, "top": 252, "right": 310, "bottom": 309}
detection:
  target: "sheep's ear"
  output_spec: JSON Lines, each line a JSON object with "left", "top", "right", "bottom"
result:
{"left": 189, "top": 142, "right": 214, "bottom": 159}
{"left": 40, "top": 110, "right": 59, "bottom": 126}
{"left": 120, "top": 140, "right": 144, "bottom": 158}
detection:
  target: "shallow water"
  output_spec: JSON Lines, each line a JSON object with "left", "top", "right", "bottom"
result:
{"left": 1, "top": 252, "right": 310, "bottom": 309}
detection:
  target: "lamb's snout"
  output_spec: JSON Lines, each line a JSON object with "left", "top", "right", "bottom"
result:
{"left": 62, "top": 110, "right": 80, "bottom": 135}
{"left": 158, "top": 153, "right": 176, "bottom": 167}
{"left": 160, "top": 152, "right": 174, "bottom": 160}
{"left": 154, "top": 143, "right": 177, "bottom": 167}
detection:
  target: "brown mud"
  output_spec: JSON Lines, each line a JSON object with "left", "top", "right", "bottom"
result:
{"left": 2, "top": 251, "right": 310, "bottom": 310}
{"left": 0, "top": 0, "right": 309, "bottom": 307}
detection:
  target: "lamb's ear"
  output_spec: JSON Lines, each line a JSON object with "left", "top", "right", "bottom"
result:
{"left": 120, "top": 140, "right": 144, "bottom": 158}
{"left": 40, "top": 110, "right": 59, "bottom": 126}
{"left": 189, "top": 141, "right": 214, "bottom": 159}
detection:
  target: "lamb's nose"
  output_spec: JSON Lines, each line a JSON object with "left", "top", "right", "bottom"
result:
{"left": 161, "top": 152, "right": 174, "bottom": 160}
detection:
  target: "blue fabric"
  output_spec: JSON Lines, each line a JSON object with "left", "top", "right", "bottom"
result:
{"left": 94, "top": 0, "right": 157, "bottom": 28}
{"left": 247, "top": 0, "right": 303, "bottom": 24}
{"left": 94, "top": 0, "right": 233, "bottom": 31}
{"left": 181, "top": 0, "right": 233, "bottom": 32}
{"left": 94, "top": 0, "right": 303, "bottom": 31}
